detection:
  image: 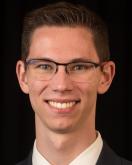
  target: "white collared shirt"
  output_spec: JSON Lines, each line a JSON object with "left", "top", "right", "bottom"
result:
{"left": 32, "top": 132, "right": 103, "bottom": 165}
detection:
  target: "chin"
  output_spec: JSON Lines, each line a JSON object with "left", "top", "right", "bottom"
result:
{"left": 47, "top": 121, "right": 75, "bottom": 134}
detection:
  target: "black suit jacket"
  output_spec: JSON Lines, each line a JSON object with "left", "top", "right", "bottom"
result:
{"left": 16, "top": 142, "right": 132, "bottom": 165}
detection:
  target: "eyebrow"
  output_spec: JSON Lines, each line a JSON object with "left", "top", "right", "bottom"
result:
{"left": 69, "top": 58, "right": 94, "bottom": 63}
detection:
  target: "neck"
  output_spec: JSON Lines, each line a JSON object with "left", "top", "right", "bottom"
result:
{"left": 35, "top": 115, "right": 96, "bottom": 165}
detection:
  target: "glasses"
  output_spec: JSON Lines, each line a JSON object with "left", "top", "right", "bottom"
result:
{"left": 25, "top": 58, "right": 103, "bottom": 83}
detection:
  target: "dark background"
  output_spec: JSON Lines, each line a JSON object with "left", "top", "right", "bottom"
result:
{"left": 3, "top": 0, "right": 132, "bottom": 164}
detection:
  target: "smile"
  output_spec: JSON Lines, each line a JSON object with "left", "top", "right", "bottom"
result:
{"left": 48, "top": 101, "right": 76, "bottom": 109}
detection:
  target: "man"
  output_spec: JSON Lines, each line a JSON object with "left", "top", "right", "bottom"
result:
{"left": 16, "top": 2, "right": 132, "bottom": 165}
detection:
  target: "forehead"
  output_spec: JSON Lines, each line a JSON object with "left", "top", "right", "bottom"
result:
{"left": 29, "top": 26, "right": 99, "bottom": 62}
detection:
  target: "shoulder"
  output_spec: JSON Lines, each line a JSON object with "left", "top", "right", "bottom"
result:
{"left": 16, "top": 152, "right": 32, "bottom": 165}
{"left": 97, "top": 141, "right": 132, "bottom": 165}
{"left": 16, "top": 142, "right": 132, "bottom": 165}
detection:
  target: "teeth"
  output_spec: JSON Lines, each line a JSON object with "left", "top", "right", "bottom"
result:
{"left": 48, "top": 101, "right": 76, "bottom": 109}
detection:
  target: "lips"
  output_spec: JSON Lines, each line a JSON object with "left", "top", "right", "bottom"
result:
{"left": 45, "top": 98, "right": 80, "bottom": 111}
{"left": 48, "top": 101, "right": 76, "bottom": 109}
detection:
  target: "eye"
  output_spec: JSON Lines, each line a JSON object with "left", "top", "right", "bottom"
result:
{"left": 35, "top": 63, "right": 54, "bottom": 72}
{"left": 69, "top": 63, "right": 94, "bottom": 72}
{"left": 73, "top": 64, "right": 87, "bottom": 70}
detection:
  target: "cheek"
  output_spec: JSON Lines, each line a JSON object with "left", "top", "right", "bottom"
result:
{"left": 27, "top": 80, "right": 48, "bottom": 109}
{"left": 78, "top": 81, "right": 99, "bottom": 107}
{"left": 78, "top": 79, "right": 99, "bottom": 95}
{"left": 26, "top": 70, "right": 49, "bottom": 94}
{"left": 27, "top": 79, "right": 48, "bottom": 95}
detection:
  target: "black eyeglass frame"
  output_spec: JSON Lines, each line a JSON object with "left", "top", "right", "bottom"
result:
{"left": 24, "top": 58, "right": 103, "bottom": 73}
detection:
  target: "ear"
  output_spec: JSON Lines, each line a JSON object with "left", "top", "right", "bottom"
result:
{"left": 97, "top": 61, "right": 115, "bottom": 94}
{"left": 16, "top": 60, "right": 29, "bottom": 94}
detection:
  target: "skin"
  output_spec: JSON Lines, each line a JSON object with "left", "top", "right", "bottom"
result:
{"left": 16, "top": 26, "right": 115, "bottom": 165}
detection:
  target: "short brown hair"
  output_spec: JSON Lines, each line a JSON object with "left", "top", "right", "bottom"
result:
{"left": 21, "top": 2, "right": 110, "bottom": 62}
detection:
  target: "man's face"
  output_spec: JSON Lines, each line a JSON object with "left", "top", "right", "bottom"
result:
{"left": 17, "top": 26, "right": 114, "bottom": 134}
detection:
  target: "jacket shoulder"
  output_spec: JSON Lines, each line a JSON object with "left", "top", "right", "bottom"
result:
{"left": 16, "top": 152, "right": 32, "bottom": 165}
{"left": 97, "top": 142, "right": 132, "bottom": 165}
{"left": 121, "top": 158, "right": 132, "bottom": 165}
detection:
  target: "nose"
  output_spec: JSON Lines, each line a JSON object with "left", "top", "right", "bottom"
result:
{"left": 49, "top": 66, "right": 73, "bottom": 93}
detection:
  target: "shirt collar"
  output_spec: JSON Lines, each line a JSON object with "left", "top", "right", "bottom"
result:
{"left": 32, "top": 132, "right": 103, "bottom": 165}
